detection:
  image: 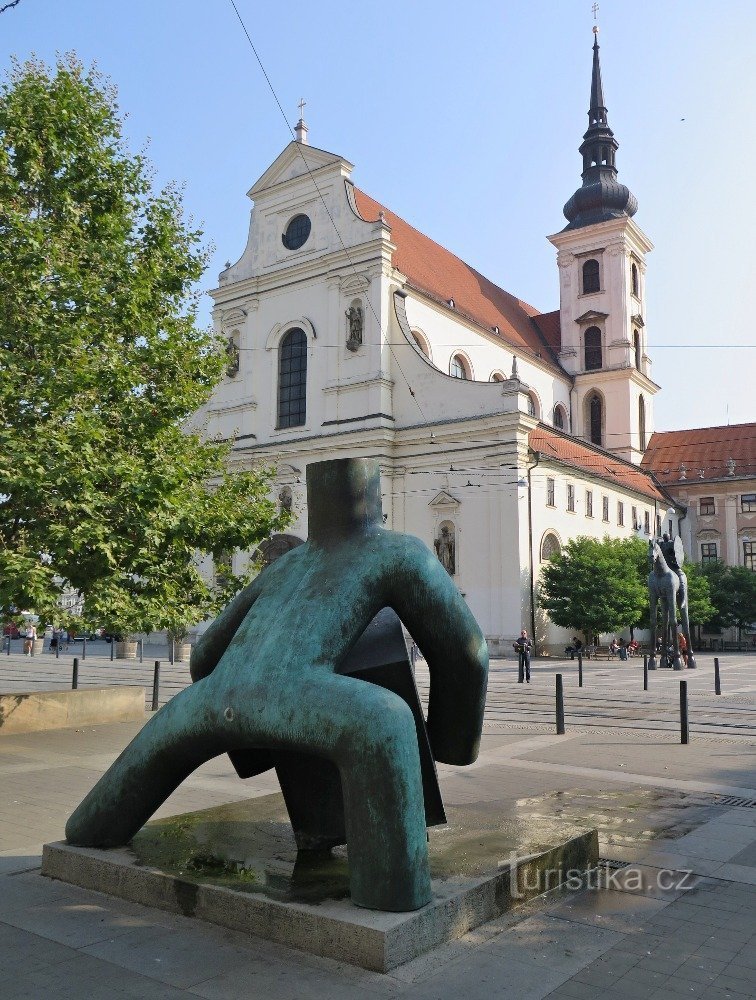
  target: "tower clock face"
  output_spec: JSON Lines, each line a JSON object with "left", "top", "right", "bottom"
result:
{"left": 282, "top": 214, "right": 311, "bottom": 250}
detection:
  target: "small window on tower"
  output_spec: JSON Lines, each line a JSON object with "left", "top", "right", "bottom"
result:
{"left": 584, "top": 327, "right": 603, "bottom": 371}
{"left": 582, "top": 258, "right": 600, "bottom": 294}
{"left": 631, "top": 262, "right": 640, "bottom": 298}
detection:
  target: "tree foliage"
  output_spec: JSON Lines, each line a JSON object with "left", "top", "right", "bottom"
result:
{"left": 684, "top": 562, "right": 717, "bottom": 626}
{"left": 0, "top": 55, "right": 289, "bottom": 632}
{"left": 539, "top": 536, "right": 648, "bottom": 642}
{"left": 701, "top": 561, "right": 756, "bottom": 634}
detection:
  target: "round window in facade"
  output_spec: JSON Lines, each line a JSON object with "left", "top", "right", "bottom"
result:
{"left": 282, "top": 214, "right": 311, "bottom": 250}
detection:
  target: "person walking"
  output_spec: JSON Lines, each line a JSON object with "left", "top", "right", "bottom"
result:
{"left": 23, "top": 622, "right": 37, "bottom": 656}
{"left": 513, "top": 629, "right": 532, "bottom": 683}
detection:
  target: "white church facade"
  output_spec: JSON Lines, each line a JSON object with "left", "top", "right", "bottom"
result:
{"left": 193, "top": 32, "right": 681, "bottom": 654}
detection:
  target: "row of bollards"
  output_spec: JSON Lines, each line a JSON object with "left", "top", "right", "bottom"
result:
{"left": 553, "top": 669, "right": 695, "bottom": 744}
{"left": 67, "top": 655, "right": 162, "bottom": 711}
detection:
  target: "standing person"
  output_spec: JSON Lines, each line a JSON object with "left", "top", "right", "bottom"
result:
{"left": 618, "top": 638, "right": 629, "bottom": 661}
{"left": 513, "top": 629, "right": 532, "bottom": 683}
{"left": 677, "top": 628, "right": 688, "bottom": 666}
{"left": 23, "top": 622, "right": 37, "bottom": 656}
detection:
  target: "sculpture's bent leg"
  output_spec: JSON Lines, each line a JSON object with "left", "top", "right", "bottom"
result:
{"left": 66, "top": 682, "right": 223, "bottom": 847}
{"left": 236, "top": 674, "right": 432, "bottom": 912}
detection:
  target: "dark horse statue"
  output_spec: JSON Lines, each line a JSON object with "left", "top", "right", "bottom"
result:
{"left": 648, "top": 537, "right": 695, "bottom": 671}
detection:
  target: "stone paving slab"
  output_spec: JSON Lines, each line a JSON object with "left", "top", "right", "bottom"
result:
{"left": 1, "top": 675, "right": 755, "bottom": 997}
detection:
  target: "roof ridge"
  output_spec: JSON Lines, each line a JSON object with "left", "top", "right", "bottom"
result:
{"left": 353, "top": 186, "right": 544, "bottom": 318}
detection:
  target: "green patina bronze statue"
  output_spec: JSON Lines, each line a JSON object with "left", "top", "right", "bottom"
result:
{"left": 65, "top": 458, "right": 489, "bottom": 912}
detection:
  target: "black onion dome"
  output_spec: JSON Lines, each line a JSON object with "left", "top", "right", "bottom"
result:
{"left": 563, "top": 177, "right": 638, "bottom": 229}
{"left": 563, "top": 32, "right": 638, "bottom": 230}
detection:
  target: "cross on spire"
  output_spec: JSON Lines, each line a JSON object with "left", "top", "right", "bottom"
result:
{"left": 592, "top": 2, "right": 599, "bottom": 20}
{"left": 294, "top": 97, "right": 309, "bottom": 145}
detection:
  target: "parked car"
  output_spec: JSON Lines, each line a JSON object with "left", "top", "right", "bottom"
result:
{"left": 2, "top": 624, "right": 21, "bottom": 639}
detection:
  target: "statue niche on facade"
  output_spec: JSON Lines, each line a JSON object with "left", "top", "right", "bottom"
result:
{"left": 345, "top": 302, "right": 363, "bottom": 352}
{"left": 434, "top": 523, "right": 456, "bottom": 576}
{"left": 65, "top": 458, "right": 488, "bottom": 913}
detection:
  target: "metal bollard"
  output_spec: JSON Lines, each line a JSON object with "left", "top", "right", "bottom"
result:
{"left": 680, "top": 680, "right": 689, "bottom": 744}
{"left": 55, "top": 633, "right": 60, "bottom": 659}
{"left": 714, "top": 657, "right": 721, "bottom": 696}
{"left": 517, "top": 652, "right": 524, "bottom": 684}
{"left": 151, "top": 660, "right": 161, "bottom": 712}
{"left": 556, "top": 673, "right": 565, "bottom": 735}
{"left": 643, "top": 654, "right": 648, "bottom": 691}
{"left": 139, "top": 638, "right": 144, "bottom": 664}
{"left": 72, "top": 656, "right": 79, "bottom": 690}
{"left": 578, "top": 652, "right": 583, "bottom": 688}
{"left": 170, "top": 639, "right": 175, "bottom": 665}
{"left": 82, "top": 636, "right": 87, "bottom": 660}
{"left": 6, "top": 634, "right": 10, "bottom": 655}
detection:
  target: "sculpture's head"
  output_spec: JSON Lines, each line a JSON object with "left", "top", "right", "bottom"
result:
{"left": 306, "top": 458, "right": 383, "bottom": 542}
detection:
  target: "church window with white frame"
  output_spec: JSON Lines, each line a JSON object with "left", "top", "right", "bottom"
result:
{"left": 450, "top": 354, "right": 470, "bottom": 379}
{"left": 277, "top": 327, "right": 307, "bottom": 429}
{"left": 584, "top": 327, "right": 603, "bottom": 371}
{"left": 582, "top": 258, "right": 600, "bottom": 294}
{"left": 541, "top": 532, "right": 561, "bottom": 562}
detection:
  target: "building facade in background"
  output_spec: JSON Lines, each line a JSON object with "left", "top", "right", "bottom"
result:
{"left": 193, "top": 33, "right": 684, "bottom": 653}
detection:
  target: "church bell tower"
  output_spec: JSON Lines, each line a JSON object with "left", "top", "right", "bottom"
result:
{"left": 549, "top": 28, "right": 658, "bottom": 465}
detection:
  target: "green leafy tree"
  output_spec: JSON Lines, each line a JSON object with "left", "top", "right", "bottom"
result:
{"left": 540, "top": 536, "right": 648, "bottom": 643}
{"left": 685, "top": 562, "right": 717, "bottom": 627}
{"left": 706, "top": 565, "right": 756, "bottom": 639}
{"left": 0, "top": 55, "right": 289, "bottom": 634}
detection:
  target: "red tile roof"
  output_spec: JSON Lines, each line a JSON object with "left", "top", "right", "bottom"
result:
{"left": 641, "top": 423, "right": 756, "bottom": 484}
{"left": 352, "top": 188, "right": 562, "bottom": 368}
{"left": 530, "top": 426, "right": 668, "bottom": 502}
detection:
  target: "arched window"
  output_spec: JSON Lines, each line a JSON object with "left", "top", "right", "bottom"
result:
{"left": 277, "top": 328, "right": 307, "bottom": 429}
{"left": 490, "top": 371, "right": 505, "bottom": 382}
{"left": 631, "top": 262, "right": 640, "bottom": 297}
{"left": 411, "top": 331, "right": 430, "bottom": 357}
{"left": 582, "top": 258, "right": 600, "bottom": 294}
{"left": 541, "top": 532, "right": 561, "bottom": 562}
{"left": 450, "top": 354, "right": 470, "bottom": 379}
{"left": 584, "top": 327, "right": 603, "bottom": 371}
{"left": 553, "top": 404, "right": 566, "bottom": 430}
{"left": 633, "top": 329, "right": 642, "bottom": 371}
{"left": 638, "top": 395, "right": 646, "bottom": 451}
{"left": 588, "top": 393, "right": 603, "bottom": 446}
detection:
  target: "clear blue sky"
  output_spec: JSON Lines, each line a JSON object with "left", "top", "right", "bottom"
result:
{"left": 2, "top": 0, "right": 754, "bottom": 431}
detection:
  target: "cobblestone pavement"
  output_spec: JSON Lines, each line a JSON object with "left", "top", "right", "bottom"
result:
{"left": 1, "top": 653, "right": 754, "bottom": 997}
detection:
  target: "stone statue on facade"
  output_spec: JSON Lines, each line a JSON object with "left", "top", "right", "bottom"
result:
{"left": 434, "top": 524, "right": 456, "bottom": 576}
{"left": 65, "top": 458, "right": 488, "bottom": 913}
{"left": 225, "top": 335, "right": 240, "bottom": 377}
{"left": 345, "top": 303, "right": 363, "bottom": 352}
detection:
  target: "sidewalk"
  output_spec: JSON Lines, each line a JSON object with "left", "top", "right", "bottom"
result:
{"left": 1, "top": 711, "right": 755, "bottom": 997}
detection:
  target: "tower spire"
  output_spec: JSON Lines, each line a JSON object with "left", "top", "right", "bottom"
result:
{"left": 562, "top": 29, "right": 638, "bottom": 230}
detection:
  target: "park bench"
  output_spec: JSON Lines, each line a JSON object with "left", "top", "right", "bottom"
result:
{"left": 585, "top": 646, "right": 616, "bottom": 660}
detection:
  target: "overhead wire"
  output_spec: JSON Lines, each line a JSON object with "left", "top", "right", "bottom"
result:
{"left": 226, "top": 0, "right": 428, "bottom": 426}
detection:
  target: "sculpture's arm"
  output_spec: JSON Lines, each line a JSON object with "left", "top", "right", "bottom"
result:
{"left": 387, "top": 538, "right": 488, "bottom": 766}
{"left": 189, "top": 575, "right": 264, "bottom": 682}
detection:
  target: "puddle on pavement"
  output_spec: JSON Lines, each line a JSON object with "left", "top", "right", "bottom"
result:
{"left": 130, "top": 786, "right": 718, "bottom": 905}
